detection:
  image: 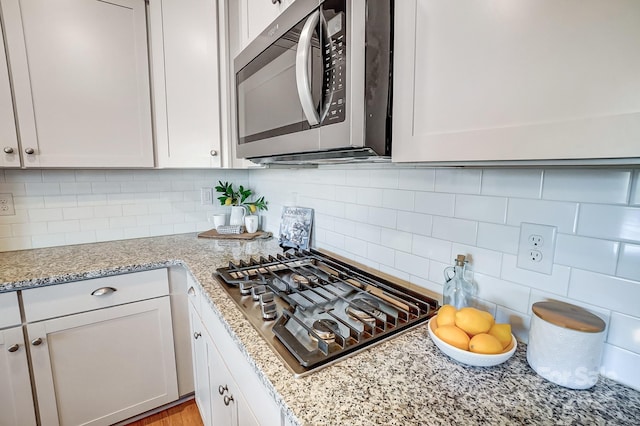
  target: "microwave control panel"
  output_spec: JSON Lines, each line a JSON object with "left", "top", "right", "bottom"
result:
{"left": 323, "top": 10, "right": 346, "bottom": 125}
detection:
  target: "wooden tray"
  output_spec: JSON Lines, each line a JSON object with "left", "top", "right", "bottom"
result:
{"left": 197, "top": 229, "right": 272, "bottom": 240}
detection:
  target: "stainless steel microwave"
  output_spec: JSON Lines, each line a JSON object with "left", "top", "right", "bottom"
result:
{"left": 234, "top": 0, "right": 393, "bottom": 164}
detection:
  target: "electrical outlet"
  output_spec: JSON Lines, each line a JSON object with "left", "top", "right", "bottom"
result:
{"left": 200, "top": 187, "right": 213, "bottom": 205}
{"left": 517, "top": 223, "right": 557, "bottom": 274}
{"left": 0, "top": 193, "right": 15, "bottom": 216}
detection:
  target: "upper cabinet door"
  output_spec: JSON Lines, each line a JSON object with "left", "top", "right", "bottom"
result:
{"left": 238, "top": 0, "right": 296, "bottom": 50}
{"left": 393, "top": 0, "right": 640, "bottom": 164}
{"left": 0, "top": 19, "right": 19, "bottom": 168}
{"left": 0, "top": 0, "right": 154, "bottom": 168}
{"left": 149, "top": 0, "right": 223, "bottom": 168}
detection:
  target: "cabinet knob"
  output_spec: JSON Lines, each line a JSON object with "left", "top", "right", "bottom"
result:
{"left": 187, "top": 286, "right": 196, "bottom": 296}
{"left": 91, "top": 286, "right": 117, "bottom": 296}
{"left": 193, "top": 331, "right": 202, "bottom": 340}
{"left": 24, "top": 147, "right": 35, "bottom": 155}
{"left": 7, "top": 344, "right": 19, "bottom": 352}
{"left": 271, "top": 0, "right": 281, "bottom": 4}
{"left": 223, "top": 394, "right": 234, "bottom": 406}
{"left": 31, "top": 338, "right": 43, "bottom": 346}
{"left": 3, "top": 147, "right": 14, "bottom": 154}
{"left": 210, "top": 150, "right": 218, "bottom": 157}
{"left": 218, "top": 384, "right": 227, "bottom": 395}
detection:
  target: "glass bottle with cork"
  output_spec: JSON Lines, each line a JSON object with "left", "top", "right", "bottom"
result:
{"left": 443, "top": 254, "right": 476, "bottom": 309}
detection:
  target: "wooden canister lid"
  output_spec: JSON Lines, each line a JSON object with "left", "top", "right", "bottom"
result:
{"left": 532, "top": 301, "right": 605, "bottom": 333}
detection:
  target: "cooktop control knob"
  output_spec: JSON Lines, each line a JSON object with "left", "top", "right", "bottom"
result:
{"left": 251, "top": 284, "right": 266, "bottom": 301}
{"left": 239, "top": 281, "right": 253, "bottom": 296}
{"left": 260, "top": 294, "right": 278, "bottom": 321}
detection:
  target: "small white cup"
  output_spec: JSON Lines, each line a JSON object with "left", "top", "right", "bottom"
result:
{"left": 212, "top": 213, "right": 226, "bottom": 229}
{"left": 244, "top": 215, "right": 259, "bottom": 233}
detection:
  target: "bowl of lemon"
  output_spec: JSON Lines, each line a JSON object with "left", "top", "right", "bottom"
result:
{"left": 427, "top": 305, "right": 517, "bottom": 367}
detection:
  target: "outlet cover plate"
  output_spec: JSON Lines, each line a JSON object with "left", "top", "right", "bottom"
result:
{"left": 0, "top": 193, "right": 15, "bottom": 216}
{"left": 517, "top": 223, "right": 557, "bottom": 274}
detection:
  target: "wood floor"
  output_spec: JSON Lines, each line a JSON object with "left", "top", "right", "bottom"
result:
{"left": 126, "top": 399, "right": 203, "bottom": 426}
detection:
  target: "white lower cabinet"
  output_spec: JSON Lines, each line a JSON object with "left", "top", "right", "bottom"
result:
{"left": 188, "top": 283, "right": 280, "bottom": 426}
{"left": 0, "top": 327, "right": 37, "bottom": 426}
{"left": 20, "top": 269, "right": 179, "bottom": 426}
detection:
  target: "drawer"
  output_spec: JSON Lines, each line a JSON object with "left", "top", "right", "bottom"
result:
{"left": 22, "top": 268, "right": 169, "bottom": 323}
{"left": 0, "top": 291, "right": 21, "bottom": 329}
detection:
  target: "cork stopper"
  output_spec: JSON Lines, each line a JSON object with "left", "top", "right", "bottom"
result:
{"left": 532, "top": 301, "right": 605, "bottom": 333}
{"left": 455, "top": 254, "right": 466, "bottom": 266}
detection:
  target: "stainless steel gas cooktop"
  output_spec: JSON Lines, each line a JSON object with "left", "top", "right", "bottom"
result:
{"left": 215, "top": 249, "right": 438, "bottom": 377}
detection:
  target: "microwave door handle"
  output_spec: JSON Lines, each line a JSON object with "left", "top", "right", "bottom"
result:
{"left": 296, "top": 10, "right": 320, "bottom": 126}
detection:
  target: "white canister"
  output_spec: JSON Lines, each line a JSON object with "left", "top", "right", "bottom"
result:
{"left": 527, "top": 301, "right": 606, "bottom": 390}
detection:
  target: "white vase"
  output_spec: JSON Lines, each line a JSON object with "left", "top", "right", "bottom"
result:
{"left": 229, "top": 206, "right": 245, "bottom": 226}
{"left": 244, "top": 215, "right": 259, "bottom": 233}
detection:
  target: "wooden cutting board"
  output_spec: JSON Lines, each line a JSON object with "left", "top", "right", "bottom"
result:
{"left": 197, "top": 229, "right": 273, "bottom": 240}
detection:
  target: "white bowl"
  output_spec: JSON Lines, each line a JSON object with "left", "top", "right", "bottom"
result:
{"left": 427, "top": 317, "right": 517, "bottom": 367}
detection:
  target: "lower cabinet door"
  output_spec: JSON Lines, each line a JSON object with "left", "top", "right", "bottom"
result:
{"left": 0, "top": 327, "right": 37, "bottom": 426}
{"left": 27, "top": 297, "right": 178, "bottom": 426}
{"left": 189, "top": 307, "right": 212, "bottom": 426}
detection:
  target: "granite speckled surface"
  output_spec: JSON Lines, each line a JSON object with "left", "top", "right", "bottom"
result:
{"left": 1, "top": 233, "right": 639, "bottom": 425}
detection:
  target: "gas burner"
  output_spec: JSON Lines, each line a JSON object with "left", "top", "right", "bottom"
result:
{"left": 345, "top": 298, "right": 384, "bottom": 323}
{"left": 309, "top": 319, "right": 338, "bottom": 343}
{"left": 291, "top": 273, "right": 318, "bottom": 288}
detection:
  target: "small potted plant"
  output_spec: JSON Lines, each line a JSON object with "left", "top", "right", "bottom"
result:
{"left": 214, "top": 181, "right": 267, "bottom": 231}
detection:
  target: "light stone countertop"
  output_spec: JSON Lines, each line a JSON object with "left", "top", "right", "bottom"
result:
{"left": 1, "top": 233, "right": 639, "bottom": 425}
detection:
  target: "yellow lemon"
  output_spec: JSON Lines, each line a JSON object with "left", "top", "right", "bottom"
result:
{"left": 455, "top": 307, "right": 493, "bottom": 336}
{"left": 224, "top": 197, "right": 232, "bottom": 206}
{"left": 488, "top": 323, "right": 512, "bottom": 349}
{"left": 249, "top": 204, "right": 257, "bottom": 213}
{"left": 469, "top": 333, "right": 504, "bottom": 354}
{"left": 434, "top": 325, "right": 470, "bottom": 351}
{"left": 436, "top": 305, "right": 457, "bottom": 328}
{"left": 479, "top": 310, "right": 496, "bottom": 327}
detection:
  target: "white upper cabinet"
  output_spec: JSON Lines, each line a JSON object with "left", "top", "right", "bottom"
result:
{"left": 149, "top": 0, "right": 224, "bottom": 168}
{"left": 0, "top": 19, "right": 19, "bottom": 168}
{"left": 0, "top": 0, "right": 154, "bottom": 168}
{"left": 238, "top": 0, "right": 295, "bottom": 50}
{"left": 393, "top": 0, "right": 640, "bottom": 164}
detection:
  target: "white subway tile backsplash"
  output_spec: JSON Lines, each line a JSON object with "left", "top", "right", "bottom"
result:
{"left": 12, "top": 222, "right": 48, "bottom": 237}
{"left": 380, "top": 228, "right": 412, "bottom": 252}
{"left": 427, "top": 259, "right": 449, "bottom": 288}
{"left": 369, "top": 169, "right": 399, "bottom": 189}
{"left": 398, "top": 168, "right": 435, "bottom": 191}
{"left": 368, "top": 206, "right": 397, "bottom": 229}
{"left": 394, "top": 251, "right": 429, "bottom": 279}
{"left": 435, "top": 169, "right": 481, "bottom": 194}
{"left": 28, "top": 208, "right": 63, "bottom": 222}
{"left": 396, "top": 211, "right": 432, "bottom": 236}
{"left": 476, "top": 223, "right": 520, "bottom": 254}
{"left": 506, "top": 198, "right": 577, "bottom": 233}
{"left": 555, "top": 234, "right": 619, "bottom": 275}
{"left": 43, "top": 195, "right": 77, "bottom": 209}
{"left": 382, "top": 189, "right": 414, "bottom": 211}
{"left": 80, "top": 218, "right": 110, "bottom": 231}
{"left": 122, "top": 204, "right": 148, "bottom": 217}
{"left": 414, "top": 192, "right": 455, "bottom": 216}
{"left": 356, "top": 187, "right": 383, "bottom": 207}
{"left": 543, "top": 169, "right": 632, "bottom": 204}
{"left": 0, "top": 224, "right": 10, "bottom": 238}
{"left": 432, "top": 216, "right": 477, "bottom": 245}
{"left": 501, "top": 254, "right": 570, "bottom": 295}
{"left": 600, "top": 344, "right": 640, "bottom": 391}
{"left": 60, "top": 182, "right": 92, "bottom": 195}
{"left": 120, "top": 181, "right": 148, "bottom": 193}
{"left": 25, "top": 182, "right": 61, "bottom": 196}
{"left": 48, "top": 220, "right": 80, "bottom": 234}
{"left": 607, "top": 313, "right": 640, "bottom": 354}
{"left": 74, "top": 170, "right": 105, "bottom": 182}
{"left": 41, "top": 170, "right": 76, "bottom": 182}
{"left": 105, "top": 170, "right": 134, "bottom": 181}
{"left": 412, "top": 235, "right": 451, "bottom": 263}
{"left": 367, "top": 243, "right": 395, "bottom": 267}
{"left": 618, "top": 243, "right": 640, "bottom": 281}
{"left": 93, "top": 205, "right": 122, "bottom": 219}
{"left": 13, "top": 196, "right": 45, "bottom": 209}
{"left": 451, "top": 243, "right": 502, "bottom": 278}
{"left": 577, "top": 204, "right": 640, "bottom": 243}
{"left": 569, "top": 269, "right": 640, "bottom": 317}
{"left": 91, "top": 182, "right": 121, "bottom": 194}
{"left": 65, "top": 231, "right": 96, "bottom": 245}
{"left": 0, "top": 236, "right": 31, "bottom": 251}
{"left": 355, "top": 223, "right": 381, "bottom": 244}
{"left": 95, "top": 228, "right": 125, "bottom": 241}
{"left": 76, "top": 194, "right": 107, "bottom": 207}
{"left": 454, "top": 194, "right": 507, "bottom": 224}
{"left": 5, "top": 170, "right": 42, "bottom": 182}
{"left": 481, "top": 169, "right": 542, "bottom": 198}
{"left": 631, "top": 170, "right": 640, "bottom": 205}
{"left": 109, "top": 216, "right": 137, "bottom": 229}
{"left": 474, "top": 273, "right": 531, "bottom": 314}
{"left": 344, "top": 236, "right": 367, "bottom": 256}
{"left": 0, "top": 182, "right": 26, "bottom": 196}
{"left": 32, "top": 233, "right": 66, "bottom": 248}
{"left": 345, "top": 169, "right": 370, "bottom": 187}
{"left": 63, "top": 206, "right": 96, "bottom": 220}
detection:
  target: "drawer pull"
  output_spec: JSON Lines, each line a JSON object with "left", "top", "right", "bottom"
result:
{"left": 91, "top": 287, "right": 117, "bottom": 296}
{"left": 8, "top": 344, "right": 19, "bottom": 352}
{"left": 194, "top": 332, "right": 202, "bottom": 340}
{"left": 218, "top": 384, "right": 227, "bottom": 395}
{"left": 31, "top": 338, "right": 43, "bottom": 346}
{"left": 223, "top": 395, "right": 234, "bottom": 406}
{"left": 187, "top": 286, "right": 196, "bottom": 296}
